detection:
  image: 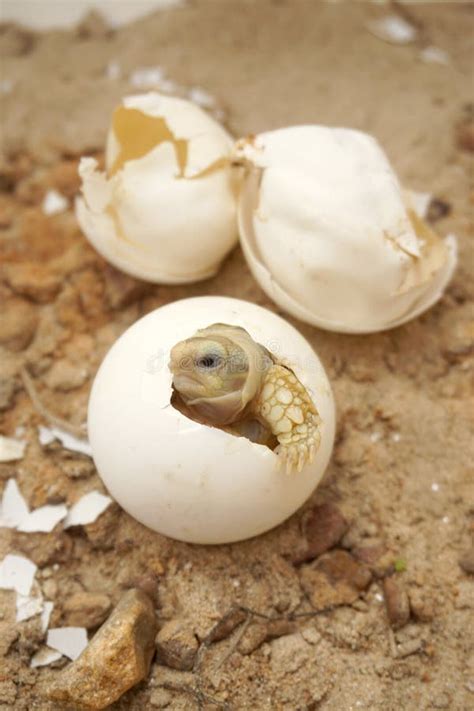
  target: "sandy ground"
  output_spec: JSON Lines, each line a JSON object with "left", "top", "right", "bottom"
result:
{"left": 0, "top": 1, "right": 473, "bottom": 709}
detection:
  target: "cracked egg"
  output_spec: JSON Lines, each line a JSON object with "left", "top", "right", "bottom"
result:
{"left": 236, "top": 126, "right": 457, "bottom": 333}
{"left": 76, "top": 92, "right": 239, "bottom": 284}
{"left": 88, "top": 296, "right": 335, "bottom": 544}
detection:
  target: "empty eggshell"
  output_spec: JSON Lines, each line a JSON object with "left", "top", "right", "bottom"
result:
{"left": 236, "top": 126, "right": 457, "bottom": 334}
{"left": 76, "top": 92, "right": 239, "bottom": 284}
{"left": 88, "top": 297, "right": 335, "bottom": 544}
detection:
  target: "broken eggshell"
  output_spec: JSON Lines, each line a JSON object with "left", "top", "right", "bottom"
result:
{"left": 88, "top": 297, "right": 335, "bottom": 544}
{"left": 236, "top": 126, "right": 457, "bottom": 334}
{"left": 76, "top": 92, "right": 238, "bottom": 284}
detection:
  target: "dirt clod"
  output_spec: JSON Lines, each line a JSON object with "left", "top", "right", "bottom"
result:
{"left": 300, "top": 550, "right": 372, "bottom": 610}
{"left": 155, "top": 619, "right": 199, "bottom": 671}
{"left": 292, "top": 503, "right": 349, "bottom": 564}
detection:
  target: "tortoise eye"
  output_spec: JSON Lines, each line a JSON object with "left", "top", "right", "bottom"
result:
{"left": 196, "top": 354, "right": 222, "bottom": 369}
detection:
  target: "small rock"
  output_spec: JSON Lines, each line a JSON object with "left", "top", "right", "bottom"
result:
{"left": 0, "top": 297, "right": 38, "bottom": 351}
{"left": 155, "top": 619, "right": 198, "bottom": 671}
{"left": 300, "top": 550, "right": 372, "bottom": 611}
{"left": 206, "top": 607, "right": 247, "bottom": 643}
{"left": 45, "top": 589, "right": 157, "bottom": 710}
{"left": 62, "top": 592, "right": 112, "bottom": 629}
{"left": 150, "top": 688, "right": 172, "bottom": 708}
{"left": 3, "top": 262, "right": 62, "bottom": 303}
{"left": 292, "top": 503, "right": 348, "bottom": 564}
{"left": 44, "top": 359, "right": 88, "bottom": 392}
{"left": 383, "top": 577, "right": 410, "bottom": 629}
{"left": 459, "top": 547, "right": 474, "bottom": 575}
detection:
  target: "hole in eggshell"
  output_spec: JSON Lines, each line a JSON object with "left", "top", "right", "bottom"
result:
{"left": 170, "top": 389, "right": 279, "bottom": 450}
{"left": 108, "top": 106, "right": 188, "bottom": 177}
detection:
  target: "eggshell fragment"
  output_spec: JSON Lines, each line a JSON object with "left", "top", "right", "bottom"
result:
{"left": 76, "top": 92, "right": 238, "bottom": 284}
{"left": 88, "top": 297, "right": 335, "bottom": 544}
{"left": 237, "top": 126, "right": 457, "bottom": 334}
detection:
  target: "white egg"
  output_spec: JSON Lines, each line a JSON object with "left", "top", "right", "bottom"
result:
{"left": 88, "top": 297, "right": 335, "bottom": 544}
{"left": 76, "top": 92, "right": 239, "bottom": 284}
{"left": 236, "top": 126, "right": 457, "bottom": 334}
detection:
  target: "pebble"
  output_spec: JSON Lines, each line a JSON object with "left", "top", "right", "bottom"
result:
{"left": 62, "top": 592, "right": 112, "bottom": 629}
{"left": 293, "top": 503, "right": 348, "bottom": 563}
{"left": 0, "top": 297, "right": 38, "bottom": 351}
{"left": 155, "top": 619, "right": 198, "bottom": 671}
{"left": 45, "top": 589, "right": 157, "bottom": 710}
{"left": 205, "top": 607, "right": 247, "bottom": 643}
{"left": 300, "top": 550, "right": 372, "bottom": 610}
{"left": 383, "top": 577, "right": 410, "bottom": 629}
{"left": 459, "top": 547, "right": 474, "bottom": 575}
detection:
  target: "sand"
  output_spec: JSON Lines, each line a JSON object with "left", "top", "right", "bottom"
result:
{"left": 0, "top": 1, "right": 473, "bottom": 709}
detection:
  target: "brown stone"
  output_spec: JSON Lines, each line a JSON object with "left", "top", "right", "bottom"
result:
{"left": 62, "top": 592, "right": 112, "bottom": 629}
{"left": 155, "top": 619, "right": 198, "bottom": 671}
{"left": 300, "top": 550, "right": 372, "bottom": 611}
{"left": 383, "top": 577, "right": 410, "bottom": 629}
{"left": 45, "top": 589, "right": 157, "bottom": 710}
{"left": 0, "top": 297, "right": 39, "bottom": 351}
{"left": 205, "top": 607, "right": 247, "bottom": 643}
{"left": 292, "top": 503, "right": 349, "bottom": 564}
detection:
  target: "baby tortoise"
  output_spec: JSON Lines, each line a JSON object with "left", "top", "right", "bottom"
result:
{"left": 169, "top": 323, "right": 321, "bottom": 473}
